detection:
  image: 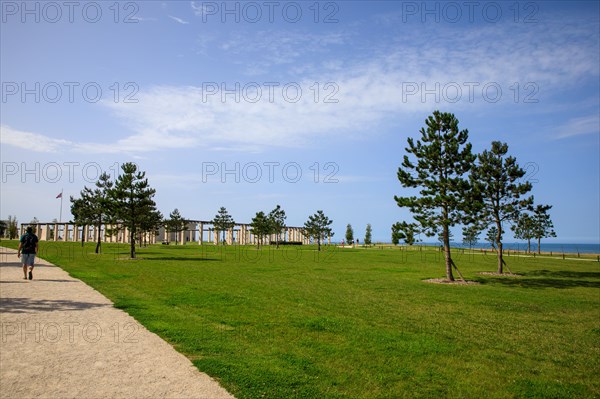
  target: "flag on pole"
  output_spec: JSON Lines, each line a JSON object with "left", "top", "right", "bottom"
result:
{"left": 56, "top": 192, "right": 62, "bottom": 199}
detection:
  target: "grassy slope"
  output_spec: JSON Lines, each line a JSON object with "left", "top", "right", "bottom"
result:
{"left": 2, "top": 241, "right": 599, "bottom": 398}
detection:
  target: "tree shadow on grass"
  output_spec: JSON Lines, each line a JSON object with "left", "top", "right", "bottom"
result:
{"left": 481, "top": 277, "right": 600, "bottom": 289}
{"left": 0, "top": 297, "right": 109, "bottom": 313}
{"left": 144, "top": 257, "right": 221, "bottom": 262}
{"left": 525, "top": 269, "right": 600, "bottom": 279}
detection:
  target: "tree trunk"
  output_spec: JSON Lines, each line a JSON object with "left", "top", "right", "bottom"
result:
{"left": 95, "top": 224, "right": 101, "bottom": 254}
{"left": 130, "top": 229, "right": 136, "bottom": 259}
{"left": 496, "top": 221, "right": 504, "bottom": 273}
{"left": 527, "top": 238, "right": 531, "bottom": 254}
{"left": 81, "top": 225, "right": 86, "bottom": 248}
{"left": 317, "top": 237, "right": 321, "bottom": 251}
{"left": 443, "top": 224, "right": 454, "bottom": 281}
{"left": 537, "top": 237, "right": 541, "bottom": 254}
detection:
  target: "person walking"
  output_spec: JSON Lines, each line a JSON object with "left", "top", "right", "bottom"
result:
{"left": 18, "top": 226, "right": 39, "bottom": 280}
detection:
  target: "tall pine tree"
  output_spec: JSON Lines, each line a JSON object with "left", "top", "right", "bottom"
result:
{"left": 395, "top": 111, "right": 474, "bottom": 281}
{"left": 470, "top": 141, "right": 533, "bottom": 273}
{"left": 212, "top": 207, "right": 235, "bottom": 245}
{"left": 303, "top": 210, "right": 334, "bottom": 251}
{"left": 110, "top": 163, "right": 160, "bottom": 259}
{"left": 532, "top": 204, "right": 556, "bottom": 254}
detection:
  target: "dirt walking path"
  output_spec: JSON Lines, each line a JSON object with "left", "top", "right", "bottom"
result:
{"left": 0, "top": 248, "right": 235, "bottom": 399}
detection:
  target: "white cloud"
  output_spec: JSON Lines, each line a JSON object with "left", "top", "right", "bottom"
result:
{"left": 0, "top": 125, "right": 72, "bottom": 153}
{"left": 168, "top": 15, "right": 189, "bottom": 24}
{"left": 3, "top": 14, "right": 597, "bottom": 155}
{"left": 555, "top": 115, "right": 600, "bottom": 139}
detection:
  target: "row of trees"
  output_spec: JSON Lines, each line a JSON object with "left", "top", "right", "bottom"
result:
{"left": 0, "top": 216, "right": 18, "bottom": 239}
{"left": 344, "top": 223, "right": 373, "bottom": 245}
{"left": 211, "top": 206, "right": 335, "bottom": 251}
{"left": 68, "top": 162, "right": 338, "bottom": 258}
{"left": 395, "top": 111, "right": 556, "bottom": 281}
{"left": 391, "top": 206, "right": 555, "bottom": 255}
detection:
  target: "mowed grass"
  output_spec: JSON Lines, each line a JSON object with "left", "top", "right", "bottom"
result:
{"left": 3, "top": 241, "right": 599, "bottom": 398}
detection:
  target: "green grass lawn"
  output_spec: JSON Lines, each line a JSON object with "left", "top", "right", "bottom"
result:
{"left": 3, "top": 241, "right": 599, "bottom": 398}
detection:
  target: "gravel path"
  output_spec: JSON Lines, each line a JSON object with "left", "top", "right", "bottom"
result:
{"left": 0, "top": 248, "right": 235, "bottom": 399}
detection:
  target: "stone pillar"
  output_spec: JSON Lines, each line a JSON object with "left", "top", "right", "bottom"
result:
{"left": 241, "top": 225, "right": 247, "bottom": 245}
{"left": 39, "top": 224, "right": 47, "bottom": 241}
{"left": 198, "top": 223, "right": 203, "bottom": 245}
{"left": 213, "top": 229, "right": 219, "bottom": 245}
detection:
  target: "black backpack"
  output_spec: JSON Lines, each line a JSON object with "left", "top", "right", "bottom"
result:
{"left": 22, "top": 233, "right": 37, "bottom": 252}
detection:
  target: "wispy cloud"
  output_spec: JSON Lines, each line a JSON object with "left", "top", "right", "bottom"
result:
{"left": 0, "top": 125, "right": 72, "bottom": 153}
{"left": 168, "top": 15, "right": 189, "bottom": 24}
{"left": 555, "top": 115, "right": 600, "bottom": 139}
{"left": 3, "top": 14, "right": 597, "bottom": 155}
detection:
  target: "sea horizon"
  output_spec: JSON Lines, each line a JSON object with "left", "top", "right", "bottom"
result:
{"left": 365, "top": 241, "right": 600, "bottom": 255}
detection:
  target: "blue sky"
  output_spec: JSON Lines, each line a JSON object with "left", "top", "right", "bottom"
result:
{"left": 1, "top": 1, "right": 599, "bottom": 244}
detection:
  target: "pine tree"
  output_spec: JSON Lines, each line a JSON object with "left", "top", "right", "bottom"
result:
{"left": 462, "top": 225, "right": 480, "bottom": 251}
{"left": 532, "top": 204, "right": 556, "bottom": 254}
{"left": 470, "top": 141, "right": 533, "bottom": 273}
{"left": 7, "top": 215, "right": 18, "bottom": 239}
{"left": 166, "top": 208, "right": 188, "bottom": 245}
{"left": 303, "top": 210, "right": 334, "bottom": 251}
{"left": 110, "top": 163, "right": 160, "bottom": 259}
{"left": 70, "top": 172, "right": 114, "bottom": 253}
{"left": 364, "top": 224, "right": 372, "bottom": 246}
{"left": 395, "top": 111, "right": 474, "bottom": 281}
{"left": 486, "top": 227, "right": 499, "bottom": 251}
{"left": 250, "top": 211, "right": 269, "bottom": 249}
{"left": 268, "top": 205, "right": 287, "bottom": 248}
{"left": 391, "top": 222, "right": 420, "bottom": 246}
{"left": 512, "top": 213, "right": 534, "bottom": 253}
{"left": 212, "top": 207, "right": 235, "bottom": 245}
{"left": 345, "top": 224, "right": 354, "bottom": 245}
{"left": 0, "top": 220, "right": 7, "bottom": 238}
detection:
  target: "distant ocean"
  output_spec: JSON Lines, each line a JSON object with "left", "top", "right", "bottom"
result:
{"left": 417, "top": 242, "right": 600, "bottom": 255}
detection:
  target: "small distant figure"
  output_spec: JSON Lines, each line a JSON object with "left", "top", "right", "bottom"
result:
{"left": 356, "top": 239, "right": 359, "bottom": 246}
{"left": 18, "top": 227, "right": 39, "bottom": 280}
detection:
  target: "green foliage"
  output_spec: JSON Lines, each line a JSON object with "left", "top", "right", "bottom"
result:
{"left": 391, "top": 221, "right": 420, "bottom": 246}
{"left": 532, "top": 204, "right": 557, "bottom": 254}
{"left": 70, "top": 172, "right": 114, "bottom": 253}
{"left": 109, "top": 163, "right": 161, "bottom": 258}
{"left": 395, "top": 111, "right": 474, "bottom": 280}
{"left": 470, "top": 141, "right": 533, "bottom": 273}
{"left": 512, "top": 213, "right": 535, "bottom": 253}
{"left": 268, "top": 205, "right": 287, "bottom": 248}
{"left": 364, "top": 223, "right": 372, "bottom": 245}
{"left": 462, "top": 225, "right": 480, "bottom": 249}
{"left": 345, "top": 223, "right": 354, "bottom": 244}
{"left": 486, "top": 227, "right": 499, "bottom": 250}
{"left": 165, "top": 208, "right": 188, "bottom": 245}
{"left": 303, "top": 210, "right": 334, "bottom": 251}
{"left": 7, "top": 215, "right": 18, "bottom": 239}
{"left": 250, "top": 211, "right": 270, "bottom": 249}
{"left": 212, "top": 207, "right": 235, "bottom": 245}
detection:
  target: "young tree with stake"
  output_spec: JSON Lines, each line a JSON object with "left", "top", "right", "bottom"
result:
{"left": 395, "top": 111, "right": 475, "bottom": 281}
{"left": 470, "top": 141, "right": 533, "bottom": 274}
{"left": 303, "top": 210, "right": 334, "bottom": 251}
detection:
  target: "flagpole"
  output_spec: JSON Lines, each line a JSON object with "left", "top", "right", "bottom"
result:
{"left": 59, "top": 189, "right": 63, "bottom": 222}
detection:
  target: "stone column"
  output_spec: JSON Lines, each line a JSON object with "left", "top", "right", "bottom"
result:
{"left": 39, "top": 224, "right": 47, "bottom": 241}
{"left": 198, "top": 223, "right": 203, "bottom": 245}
